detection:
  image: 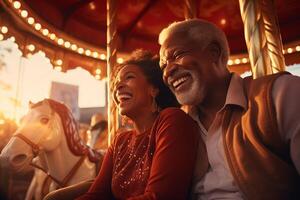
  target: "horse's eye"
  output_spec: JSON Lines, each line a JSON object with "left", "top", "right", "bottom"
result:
{"left": 40, "top": 117, "right": 49, "bottom": 124}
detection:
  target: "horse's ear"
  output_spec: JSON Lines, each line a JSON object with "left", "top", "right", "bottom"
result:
{"left": 29, "top": 101, "right": 34, "bottom": 108}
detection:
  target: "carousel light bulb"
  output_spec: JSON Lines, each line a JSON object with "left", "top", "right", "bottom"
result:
{"left": 35, "top": 23, "right": 41, "bottom": 31}
{"left": 49, "top": 33, "right": 56, "bottom": 40}
{"left": 21, "top": 10, "right": 28, "bottom": 18}
{"left": 54, "top": 66, "right": 62, "bottom": 71}
{"left": 287, "top": 48, "right": 293, "bottom": 54}
{"left": 28, "top": 17, "right": 35, "bottom": 25}
{"left": 220, "top": 18, "right": 226, "bottom": 25}
{"left": 234, "top": 59, "right": 241, "bottom": 64}
{"left": 13, "top": 1, "right": 21, "bottom": 9}
{"left": 64, "top": 41, "right": 71, "bottom": 48}
{"left": 71, "top": 44, "right": 77, "bottom": 51}
{"left": 39, "top": 51, "right": 46, "bottom": 57}
{"left": 95, "top": 74, "right": 100, "bottom": 80}
{"left": 57, "top": 38, "right": 64, "bottom": 45}
{"left": 26, "top": 53, "right": 32, "bottom": 58}
{"left": 92, "top": 52, "right": 99, "bottom": 58}
{"left": 78, "top": 48, "right": 84, "bottom": 54}
{"left": 242, "top": 58, "right": 248, "bottom": 63}
{"left": 1, "top": 26, "right": 8, "bottom": 34}
{"left": 27, "top": 44, "right": 35, "bottom": 51}
{"left": 96, "top": 68, "right": 101, "bottom": 74}
{"left": 85, "top": 49, "right": 91, "bottom": 56}
{"left": 296, "top": 46, "right": 300, "bottom": 52}
{"left": 56, "top": 59, "right": 63, "bottom": 65}
{"left": 42, "top": 29, "right": 49, "bottom": 36}
{"left": 10, "top": 36, "right": 15, "bottom": 42}
{"left": 227, "top": 59, "right": 233, "bottom": 65}
{"left": 117, "top": 57, "right": 124, "bottom": 64}
{"left": 0, "top": 34, "right": 4, "bottom": 41}
{"left": 100, "top": 54, "right": 106, "bottom": 60}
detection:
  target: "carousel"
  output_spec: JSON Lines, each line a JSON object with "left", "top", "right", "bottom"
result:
{"left": 0, "top": 0, "right": 300, "bottom": 199}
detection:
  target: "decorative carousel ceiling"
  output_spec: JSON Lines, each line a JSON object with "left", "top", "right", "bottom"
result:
{"left": 1, "top": 0, "right": 300, "bottom": 76}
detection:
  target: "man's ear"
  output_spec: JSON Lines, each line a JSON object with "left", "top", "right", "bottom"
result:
{"left": 208, "top": 42, "right": 222, "bottom": 63}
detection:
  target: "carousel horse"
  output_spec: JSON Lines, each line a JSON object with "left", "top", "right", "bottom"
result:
{"left": 0, "top": 99, "right": 102, "bottom": 200}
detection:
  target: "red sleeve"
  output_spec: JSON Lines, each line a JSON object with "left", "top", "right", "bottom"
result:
{"left": 128, "top": 108, "right": 200, "bottom": 200}
{"left": 75, "top": 146, "right": 114, "bottom": 200}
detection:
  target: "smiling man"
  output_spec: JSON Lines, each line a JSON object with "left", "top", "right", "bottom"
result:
{"left": 158, "top": 19, "right": 300, "bottom": 199}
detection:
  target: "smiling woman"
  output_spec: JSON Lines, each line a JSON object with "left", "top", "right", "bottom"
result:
{"left": 76, "top": 49, "right": 206, "bottom": 200}
{"left": 45, "top": 50, "right": 208, "bottom": 200}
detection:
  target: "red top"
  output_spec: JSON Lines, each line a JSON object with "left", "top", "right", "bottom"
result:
{"left": 76, "top": 108, "right": 200, "bottom": 200}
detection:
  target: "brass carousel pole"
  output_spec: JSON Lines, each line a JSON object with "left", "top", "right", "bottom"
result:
{"left": 239, "top": 0, "right": 285, "bottom": 79}
{"left": 107, "top": 0, "right": 118, "bottom": 145}
{"left": 184, "top": 0, "right": 197, "bottom": 19}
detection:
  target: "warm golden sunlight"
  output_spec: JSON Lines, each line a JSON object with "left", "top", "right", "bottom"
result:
{"left": 0, "top": 38, "right": 106, "bottom": 122}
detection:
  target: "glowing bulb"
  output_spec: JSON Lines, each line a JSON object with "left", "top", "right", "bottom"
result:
{"left": 92, "top": 52, "right": 99, "bottom": 58}
{"left": 96, "top": 68, "right": 101, "bottom": 74}
{"left": 57, "top": 38, "right": 64, "bottom": 45}
{"left": 27, "top": 44, "right": 35, "bottom": 51}
{"left": 21, "top": 10, "right": 28, "bottom": 18}
{"left": 1, "top": 26, "right": 8, "bottom": 34}
{"left": 117, "top": 58, "right": 124, "bottom": 64}
{"left": 242, "top": 58, "right": 248, "bottom": 63}
{"left": 35, "top": 23, "right": 41, "bottom": 30}
{"left": 64, "top": 41, "right": 71, "bottom": 48}
{"left": 54, "top": 66, "right": 62, "bottom": 71}
{"left": 227, "top": 60, "right": 233, "bottom": 65}
{"left": 26, "top": 53, "right": 32, "bottom": 58}
{"left": 50, "top": 33, "right": 56, "bottom": 40}
{"left": 220, "top": 18, "right": 226, "bottom": 25}
{"left": 234, "top": 59, "right": 241, "bottom": 64}
{"left": 28, "top": 17, "right": 35, "bottom": 25}
{"left": 296, "top": 46, "right": 300, "bottom": 52}
{"left": 42, "top": 29, "right": 49, "bottom": 36}
{"left": 100, "top": 54, "right": 106, "bottom": 60}
{"left": 287, "top": 48, "right": 293, "bottom": 54}
{"left": 0, "top": 34, "right": 4, "bottom": 41}
{"left": 85, "top": 49, "right": 91, "bottom": 56}
{"left": 39, "top": 51, "right": 46, "bottom": 57}
{"left": 71, "top": 44, "right": 77, "bottom": 51}
{"left": 13, "top": 1, "right": 21, "bottom": 9}
{"left": 95, "top": 74, "right": 100, "bottom": 80}
{"left": 10, "top": 36, "right": 15, "bottom": 42}
{"left": 56, "top": 59, "right": 63, "bottom": 65}
{"left": 78, "top": 48, "right": 84, "bottom": 54}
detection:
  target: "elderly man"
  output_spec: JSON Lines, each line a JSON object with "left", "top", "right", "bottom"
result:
{"left": 159, "top": 19, "right": 300, "bottom": 199}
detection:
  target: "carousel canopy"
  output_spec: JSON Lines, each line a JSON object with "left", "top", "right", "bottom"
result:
{"left": 1, "top": 0, "right": 300, "bottom": 76}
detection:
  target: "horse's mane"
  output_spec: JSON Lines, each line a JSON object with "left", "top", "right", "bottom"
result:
{"left": 32, "top": 99, "right": 101, "bottom": 163}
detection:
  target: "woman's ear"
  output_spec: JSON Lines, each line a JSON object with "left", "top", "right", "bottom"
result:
{"left": 208, "top": 42, "right": 221, "bottom": 64}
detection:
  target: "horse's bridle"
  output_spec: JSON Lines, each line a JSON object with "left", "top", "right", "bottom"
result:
{"left": 14, "top": 134, "right": 40, "bottom": 157}
{"left": 13, "top": 133, "right": 86, "bottom": 188}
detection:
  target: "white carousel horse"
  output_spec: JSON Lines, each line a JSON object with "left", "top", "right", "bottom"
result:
{"left": 0, "top": 99, "right": 102, "bottom": 200}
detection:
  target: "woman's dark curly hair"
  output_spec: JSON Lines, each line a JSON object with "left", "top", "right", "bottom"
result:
{"left": 112, "top": 49, "right": 179, "bottom": 109}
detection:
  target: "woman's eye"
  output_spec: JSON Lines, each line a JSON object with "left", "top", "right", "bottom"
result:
{"left": 126, "top": 75, "right": 135, "bottom": 79}
{"left": 40, "top": 117, "right": 49, "bottom": 124}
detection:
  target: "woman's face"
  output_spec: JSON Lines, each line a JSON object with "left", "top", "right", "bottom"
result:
{"left": 113, "top": 64, "right": 155, "bottom": 118}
